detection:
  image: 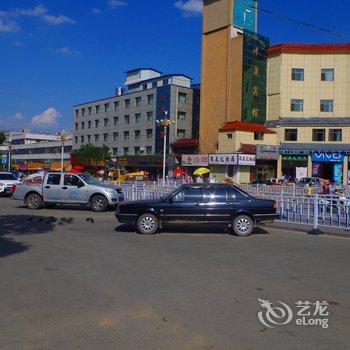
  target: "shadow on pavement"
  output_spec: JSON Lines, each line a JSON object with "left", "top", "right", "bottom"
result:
{"left": 0, "top": 236, "right": 29, "bottom": 258}
{"left": 0, "top": 215, "right": 56, "bottom": 236}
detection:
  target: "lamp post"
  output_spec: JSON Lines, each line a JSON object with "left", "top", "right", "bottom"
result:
{"left": 60, "top": 133, "right": 67, "bottom": 173}
{"left": 7, "top": 143, "right": 12, "bottom": 171}
{"left": 156, "top": 114, "right": 174, "bottom": 183}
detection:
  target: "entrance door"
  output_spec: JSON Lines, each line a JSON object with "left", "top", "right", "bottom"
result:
{"left": 43, "top": 173, "right": 63, "bottom": 202}
{"left": 161, "top": 186, "right": 206, "bottom": 222}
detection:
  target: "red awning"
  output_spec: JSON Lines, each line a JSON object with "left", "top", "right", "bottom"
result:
{"left": 219, "top": 121, "right": 275, "bottom": 134}
{"left": 171, "top": 138, "right": 199, "bottom": 148}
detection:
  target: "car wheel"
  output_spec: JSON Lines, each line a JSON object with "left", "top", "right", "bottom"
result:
{"left": 90, "top": 195, "right": 108, "bottom": 212}
{"left": 26, "top": 193, "right": 43, "bottom": 210}
{"left": 137, "top": 213, "right": 159, "bottom": 235}
{"left": 232, "top": 215, "right": 254, "bottom": 237}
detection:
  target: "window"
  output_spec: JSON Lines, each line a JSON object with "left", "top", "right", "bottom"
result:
{"left": 134, "top": 130, "right": 140, "bottom": 140}
{"left": 146, "top": 129, "right": 153, "bottom": 139}
{"left": 172, "top": 187, "right": 203, "bottom": 203}
{"left": 124, "top": 99, "right": 130, "bottom": 108}
{"left": 285, "top": 129, "right": 298, "bottom": 141}
{"left": 135, "top": 113, "right": 141, "bottom": 123}
{"left": 80, "top": 135, "right": 84, "bottom": 143}
{"left": 82, "top": 108, "right": 85, "bottom": 116}
{"left": 64, "top": 175, "right": 83, "bottom": 187}
{"left": 146, "top": 111, "right": 154, "bottom": 122}
{"left": 47, "top": 174, "right": 61, "bottom": 185}
{"left": 321, "top": 69, "right": 334, "bottom": 81}
{"left": 88, "top": 107, "right": 92, "bottom": 115}
{"left": 291, "top": 99, "right": 304, "bottom": 112}
{"left": 112, "top": 147, "right": 118, "bottom": 156}
{"left": 163, "top": 79, "right": 169, "bottom": 85}
{"left": 143, "top": 84, "right": 147, "bottom": 90}
{"left": 87, "top": 135, "right": 91, "bottom": 143}
{"left": 104, "top": 103, "right": 110, "bottom": 112}
{"left": 134, "top": 147, "right": 141, "bottom": 155}
{"left": 321, "top": 100, "right": 333, "bottom": 112}
{"left": 177, "top": 129, "right": 186, "bottom": 139}
{"left": 95, "top": 105, "right": 100, "bottom": 113}
{"left": 124, "top": 115, "right": 130, "bottom": 124}
{"left": 75, "top": 109, "right": 79, "bottom": 118}
{"left": 95, "top": 119, "right": 100, "bottom": 128}
{"left": 104, "top": 118, "right": 109, "bottom": 127}
{"left": 94, "top": 134, "right": 100, "bottom": 142}
{"left": 312, "top": 129, "right": 326, "bottom": 142}
{"left": 123, "top": 131, "right": 129, "bottom": 140}
{"left": 113, "top": 132, "right": 118, "bottom": 141}
{"left": 74, "top": 136, "right": 78, "bottom": 144}
{"left": 81, "top": 122, "right": 85, "bottom": 130}
{"left": 103, "top": 133, "right": 108, "bottom": 142}
{"left": 146, "top": 146, "right": 152, "bottom": 155}
{"left": 75, "top": 123, "right": 78, "bottom": 131}
{"left": 114, "top": 101, "right": 119, "bottom": 110}
{"left": 113, "top": 116, "right": 119, "bottom": 125}
{"left": 88, "top": 121, "right": 91, "bottom": 129}
{"left": 254, "top": 132, "right": 264, "bottom": 141}
{"left": 178, "top": 92, "right": 187, "bottom": 104}
{"left": 147, "top": 94, "right": 154, "bottom": 105}
{"left": 204, "top": 188, "right": 227, "bottom": 202}
{"left": 123, "top": 147, "right": 129, "bottom": 155}
{"left": 292, "top": 68, "right": 304, "bottom": 81}
{"left": 135, "top": 96, "right": 141, "bottom": 107}
{"left": 152, "top": 81, "right": 157, "bottom": 88}
{"left": 177, "top": 111, "right": 186, "bottom": 121}
{"left": 227, "top": 133, "right": 233, "bottom": 139}
{"left": 329, "top": 129, "right": 342, "bottom": 142}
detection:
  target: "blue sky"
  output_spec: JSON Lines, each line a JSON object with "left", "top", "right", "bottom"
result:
{"left": 0, "top": 0, "right": 349, "bottom": 132}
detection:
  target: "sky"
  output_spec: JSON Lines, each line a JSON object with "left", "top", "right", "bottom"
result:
{"left": 0, "top": 0, "right": 349, "bottom": 133}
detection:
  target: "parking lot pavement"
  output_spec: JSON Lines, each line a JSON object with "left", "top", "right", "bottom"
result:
{"left": 1, "top": 197, "right": 350, "bottom": 350}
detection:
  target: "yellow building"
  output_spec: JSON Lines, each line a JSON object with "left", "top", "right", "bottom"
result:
{"left": 266, "top": 44, "right": 350, "bottom": 184}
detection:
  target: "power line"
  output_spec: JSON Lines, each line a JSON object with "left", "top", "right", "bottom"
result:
{"left": 237, "top": 0, "right": 350, "bottom": 40}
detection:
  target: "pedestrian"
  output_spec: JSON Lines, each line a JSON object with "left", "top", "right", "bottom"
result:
{"left": 306, "top": 183, "right": 313, "bottom": 195}
{"left": 196, "top": 175, "right": 204, "bottom": 184}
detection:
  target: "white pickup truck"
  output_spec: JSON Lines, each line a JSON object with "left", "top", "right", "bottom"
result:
{"left": 12, "top": 172, "right": 124, "bottom": 212}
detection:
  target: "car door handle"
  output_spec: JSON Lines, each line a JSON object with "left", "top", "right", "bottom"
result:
{"left": 62, "top": 186, "right": 68, "bottom": 190}
{"left": 44, "top": 186, "right": 50, "bottom": 189}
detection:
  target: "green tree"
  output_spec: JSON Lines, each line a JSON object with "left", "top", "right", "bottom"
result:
{"left": 0, "top": 131, "right": 5, "bottom": 145}
{"left": 72, "top": 144, "right": 111, "bottom": 173}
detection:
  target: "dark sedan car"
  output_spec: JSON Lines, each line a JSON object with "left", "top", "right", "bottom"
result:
{"left": 115, "top": 184, "right": 277, "bottom": 237}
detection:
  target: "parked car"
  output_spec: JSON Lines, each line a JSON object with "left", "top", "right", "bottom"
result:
{"left": 296, "top": 177, "right": 322, "bottom": 187}
{"left": 0, "top": 172, "right": 22, "bottom": 196}
{"left": 115, "top": 184, "right": 277, "bottom": 237}
{"left": 12, "top": 172, "right": 124, "bottom": 212}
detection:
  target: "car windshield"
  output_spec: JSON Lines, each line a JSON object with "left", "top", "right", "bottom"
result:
{"left": 161, "top": 186, "right": 183, "bottom": 200}
{"left": 78, "top": 174, "right": 100, "bottom": 185}
{"left": 0, "top": 173, "right": 17, "bottom": 180}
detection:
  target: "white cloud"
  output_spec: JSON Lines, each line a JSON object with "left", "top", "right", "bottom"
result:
{"left": 31, "top": 108, "right": 60, "bottom": 127}
{"left": 15, "top": 4, "right": 47, "bottom": 17}
{"left": 0, "top": 18, "right": 19, "bottom": 33}
{"left": 54, "top": 46, "right": 80, "bottom": 56}
{"left": 0, "top": 113, "right": 26, "bottom": 129}
{"left": 174, "top": 0, "right": 203, "bottom": 17}
{"left": 42, "top": 14, "right": 75, "bottom": 25}
{"left": 91, "top": 8, "right": 102, "bottom": 14}
{"left": 12, "top": 41, "right": 24, "bottom": 47}
{"left": 107, "top": 0, "right": 127, "bottom": 9}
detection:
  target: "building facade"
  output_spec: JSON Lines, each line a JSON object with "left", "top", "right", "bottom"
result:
{"left": 9, "top": 130, "right": 72, "bottom": 172}
{"left": 73, "top": 68, "right": 200, "bottom": 173}
{"left": 266, "top": 44, "right": 350, "bottom": 184}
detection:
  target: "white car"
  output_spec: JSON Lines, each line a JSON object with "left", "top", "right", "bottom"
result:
{"left": 0, "top": 172, "right": 22, "bottom": 195}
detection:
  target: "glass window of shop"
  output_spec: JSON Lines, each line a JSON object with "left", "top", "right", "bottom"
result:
{"left": 284, "top": 129, "right": 298, "bottom": 141}
{"left": 329, "top": 129, "right": 342, "bottom": 142}
{"left": 312, "top": 129, "right": 326, "bottom": 142}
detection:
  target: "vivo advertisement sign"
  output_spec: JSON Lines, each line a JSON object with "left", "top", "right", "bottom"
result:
{"left": 311, "top": 151, "right": 344, "bottom": 163}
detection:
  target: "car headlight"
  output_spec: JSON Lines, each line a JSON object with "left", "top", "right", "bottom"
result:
{"left": 0, "top": 182, "right": 5, "bottom": 187}
{"left": 106, "top": 188, "right": 115, "bottom": 193}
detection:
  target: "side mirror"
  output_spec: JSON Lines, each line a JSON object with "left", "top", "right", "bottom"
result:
{"left": 169, "top": 197, "right": 173, "bottom": 205}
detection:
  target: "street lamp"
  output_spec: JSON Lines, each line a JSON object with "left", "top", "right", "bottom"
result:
{"left": 156, "top": 114, "right": 174, "bottom": 183}
{"left": 59, "top": 132, "right": 67, "bottom": 173}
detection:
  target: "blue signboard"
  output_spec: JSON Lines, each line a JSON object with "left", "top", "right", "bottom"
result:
{"left": 311, "top": 151, "right": 344, "bottom": 163}
{"left": 333, "top": 163, "right": 343, "bottom": 184}
{"left": 233, "top": 0, "right": 257, "bottom": 33}
{"left": 1, "top": 155, "right": 7, "bottom": 165}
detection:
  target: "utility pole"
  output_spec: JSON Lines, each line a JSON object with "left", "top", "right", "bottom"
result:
{"left": 157, "top": 114, "right": 173, "bottom": 183}
{"left": 60, "top": 133, "right": 67, "bottom": 173}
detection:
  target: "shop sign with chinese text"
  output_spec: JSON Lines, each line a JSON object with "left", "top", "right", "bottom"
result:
{"left": 182, "top": 154, "right": 209, "bottom": 166}
{"left": 238, "top": 154, "right": 256, "bottom": 166}
{"left": 208, "top": 154, "right": 238, "bottom": 165}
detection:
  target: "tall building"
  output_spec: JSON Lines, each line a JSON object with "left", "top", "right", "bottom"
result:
{"left": 200, "top": 0, "right": 269, "bottom": 153}
{"left": 73, "top": 68, "right": 200, "bottom": 173}
{"left": 266, "top": 44, "right": 350, "bottom": 183}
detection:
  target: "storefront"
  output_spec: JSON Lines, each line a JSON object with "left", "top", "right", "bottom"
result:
{"left": 311, "top": 151, "right": 344, "bottom": 184}
{"left": 255, "top": 145, "right": 279, "bottom": 180}
{"left": 281, "top": 153, "right": 308, "bottom": 181}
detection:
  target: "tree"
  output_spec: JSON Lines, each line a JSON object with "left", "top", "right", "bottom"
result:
{"left": 0, "top": 131, "right": 5, "bottom": 145}
{"left": 71, "top": 144, "right": 111, "bottom": 173}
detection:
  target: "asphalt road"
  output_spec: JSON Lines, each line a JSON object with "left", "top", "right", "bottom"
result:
{"left": 0, "top": 197, "right": 349, "bottom": 350}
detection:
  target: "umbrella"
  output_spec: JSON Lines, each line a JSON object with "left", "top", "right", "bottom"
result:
{"left": 173, "top": 167, "right": 186, "bottom": 176}
{"left": 193, "top": 167, "right": 210, "bottom": 176}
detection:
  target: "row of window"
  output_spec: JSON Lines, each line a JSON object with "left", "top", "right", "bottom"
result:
{"left": 75, "top": 92, "right": 188, "bottom": 118}
{"left": 285, "top": 128, "right": 342, "bottom": 142}
{"left": 74, "top": 111, "right": 187, "bottom": 131}
{"left": 291, "top": 68, "right": 335, "bottom": 81}
{"left": 290, "top": 99, "right": 334, "bottom": 112}
{"left": 113, "top": 146, "right": 153, "bottom": 156}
